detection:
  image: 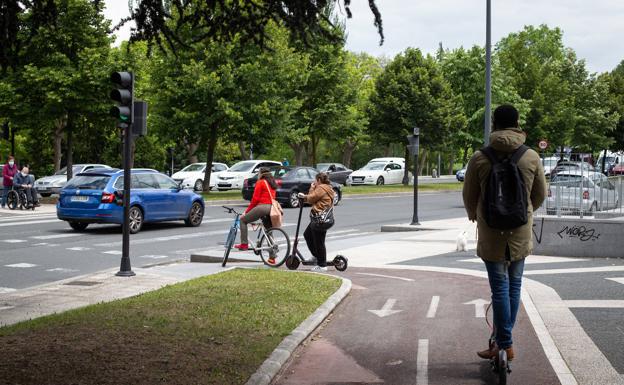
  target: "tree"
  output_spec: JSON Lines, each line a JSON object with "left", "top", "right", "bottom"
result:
{"left": 369, "top": 48, "right": 466, "bottom": 181}
{"left": 604, "top": 60, "right": 624, "bottom": 150}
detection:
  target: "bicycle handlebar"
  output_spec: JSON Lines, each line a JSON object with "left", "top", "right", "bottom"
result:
{"left": 223, "top": 206, "right": 242, "bottom": 215}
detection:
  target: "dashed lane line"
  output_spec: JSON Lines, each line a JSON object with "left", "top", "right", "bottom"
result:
{"left": 0, "top": 306, "right": 15, "bottom": 311}
{"left": 606, "top": 277, "right": 624, "bottom": 285}
{"left": 0, "top": 219, "right": 60, "bottom": 227}
{"left": 0, "top": 288, "right": 17, "bottom": 294}
{"left": 4, "top": 263, "right": 38, "bottom": 268}
{"left": 31, "top": 233, "right": 81, "bottom": 240}
{"left": 102, "top": 250, "right": 122, "bottom": 255}
{"left": 2, "top": 240, "right": 26, "bottom": 243}
{"left": 138, "top": 255, "right": 169, "bottom": 259}
{"left": 416, "top": 339, "right": 429, "bottom": 385}
{"left": 67, "top": 247, "right": 91, "bottom": 251}
{"left": 46, "top": 268, "right": 79, "bottom": 273}
{"left": 426, "top": 296, "right": 440, "bottom": 318}
{"left": 0, "top": 213, "right": 57, "bottom": 222}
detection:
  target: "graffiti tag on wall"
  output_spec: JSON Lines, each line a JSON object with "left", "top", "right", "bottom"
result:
{"left": 556, "top": 225, "right": 601, "bottom": 242}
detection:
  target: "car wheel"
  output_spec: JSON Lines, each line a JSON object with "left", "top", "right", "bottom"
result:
{"left": 40, "top": 193, "right": 52, "bottom": 198}
{"left": 185, "top": 201, "right": 204, "bottom": 227}
{"left": 333, "top": 189, "right": 341, "bottom": 206}
{"left": 194, "top": 179, "right": 203, "bottom": 191}
{"left": 376, "top": 176, "right": 385, "bottom": 185}
{"left": 289, "top": 191, "right": 300, "bottom": 208}
{"left": 69, "top": 222, "right": 89, "bottom": 231}
{"left": 128, "top": 206, "right": 144, "bottom": 234}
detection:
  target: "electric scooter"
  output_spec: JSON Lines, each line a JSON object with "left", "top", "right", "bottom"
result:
{"left": 285, "top": 198, "right": 348, "bottom": 271}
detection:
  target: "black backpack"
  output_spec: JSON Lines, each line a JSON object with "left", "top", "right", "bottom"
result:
{"left": 480, "top": 145, "right": 529, "bottom": 229}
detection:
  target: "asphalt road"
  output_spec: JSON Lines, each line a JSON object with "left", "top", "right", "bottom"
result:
{"left": 0, "top": 191, "right": 464, "bottom": 291}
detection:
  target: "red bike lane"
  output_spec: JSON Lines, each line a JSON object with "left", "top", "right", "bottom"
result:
{"left": 272, "top": 267, "right": 561, "bottom": 385}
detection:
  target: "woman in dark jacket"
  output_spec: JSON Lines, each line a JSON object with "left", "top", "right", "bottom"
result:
{"left": 299, "top": 172, "right": 335, "bottom": 272}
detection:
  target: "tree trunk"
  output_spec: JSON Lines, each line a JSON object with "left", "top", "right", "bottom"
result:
{"left": 53, "top": 115, "right": 67, "bottom": 172}
{"left": 202, "top": 123, "right": 219, "bottom": 192}
{"left": 310, "top": 133, "right": 319, "bottom": 167}
{"left": 383, "top": 144, "right": 391, "bottom": 157}
{"left": 66, "top": 116, "right": 73, "bottom": 181}
{"left": 462, "top": 145, "right": 470, "bottom": 166}
{"left": 342, "top": 139, "right": 356, "bottom": 168}
{"left": 419, "top": 149, "right": 428, "bottom": 177}
{"left": 185, "top": 142, "right": 199, "bottom": 164}
{"left": 238, "top": 141, "right": 248, "bottom": 160}
{"left": 448, "top": 152, "right": 455, "bottom": 175}
{"left": 402, "top": 145, "right": 410, "bottom": 185}
{"left": 289, "top": 142, "right": 306, "bottom": 166}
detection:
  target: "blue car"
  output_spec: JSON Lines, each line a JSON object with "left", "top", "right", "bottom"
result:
{"left": 57, "top": 168, "right": 205, "bottom": 233}
{"left": 456, "top": 167, "right": 467, "bottom": 182}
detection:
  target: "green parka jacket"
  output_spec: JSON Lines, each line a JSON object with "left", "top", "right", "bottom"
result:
{"left": 462, "top": 128, "right": 547, "bottom": 262}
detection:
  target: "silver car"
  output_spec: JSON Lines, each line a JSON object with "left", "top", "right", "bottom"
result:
{"left": 35, "top": 164, "right": 112, "bottom": 197}
{"left": 546, "top": 171, "right": 620, "bottom": 215}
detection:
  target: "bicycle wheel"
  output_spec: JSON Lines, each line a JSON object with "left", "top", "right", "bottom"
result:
{"left": 497, "top": 349, "right": 508, "bottom": 385}
{"left": 259, "top": 228, "right": 290, "bottom": 267}
{"left": 222, "top": 225, "right": 238, "bottom": 267}
{"left": 7, "top": 190, "right": 18, "bottom": 210}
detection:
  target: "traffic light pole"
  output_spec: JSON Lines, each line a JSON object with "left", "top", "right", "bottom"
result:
{"left": 116, "top": 72, "right": 135, "bottom": 277}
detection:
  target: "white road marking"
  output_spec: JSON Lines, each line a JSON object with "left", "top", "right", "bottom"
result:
{"left": 525, "top": 266, "right": 624, "bottom": 275}
{"left": 138, "top": 255, "right": 169, "bottom": 259}
{"left": 459, "top": 256, "right": 589, "bottom": 264}
{"left": 564, "top": 300, "right": 624, "bottom": 308}
{"left": 327, "top": 229, "right": 359, "bottom": 235}
{"left": 0, "top": 306, "right": 15, "bottom": 311}
{"left": 368, "top": 298, "right": 403, "bottom": 318}
{"left": 426, "top": 296, "right": 440, "bottom": 318}
{"left": 3, "top": 239, "right": 26, "bottom": 243}
{"left": 356, "top": 272, "right": 414, "bottom": 282}
{"left": 67, "top": 247, "right": 91, "bottom": 251}
{"left": 31, "top": 233, "right": 81, "bottom": 240}
{"left": 0, "top": 287, "right": 17, "bottom": 294}
{"left": 463, "top": 298, "right": 489, "bottom": 318}
{"left": 0, "top": 219, "right": 60, "bottom": 227}
{"left": 33, "top": 242, "right": 50, "bottom": 246}
{"left": 0, "top": 213, "right": 57, "bottom": 222}
{"left": 326, "top": 232, "right": 374, "bottom": 241}
{"left": 46, "top": 268, "right": 79, "bottom": 273}
{"left": 202, "top": 218, "right": 235, "bottom": 223}
{"left": 5, "top": 263, "right": 37, "bottom": 268}
{"left": 416, "top": 339, "right": 429, "bottom": 385}
{"left": 102, "top": 250, "right": 122, "bottom": 255}
{"left": 606, "top": 277, "right": 624, "bottom": 285}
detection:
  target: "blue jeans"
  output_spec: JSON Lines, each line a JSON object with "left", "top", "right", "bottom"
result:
{"left": 484, "top": 257, "right": 525, "bottom": 349}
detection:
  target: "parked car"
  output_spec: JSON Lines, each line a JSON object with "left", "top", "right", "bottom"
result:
{"left": 456, "top": 167, "right": 467, "bottom": 182}
{"left": 596, "top": 151, "right": 623, "bottom": 175}
{"left": 347, "top": 159, "right": 405, "bottom": 185}
{"left": 541, "top": 156, "right": 560, "bottom": 178}
{"left": 57, "top": 168, "right": 204, "bottom": 233}
{"left": 35, "top": 164, "right": 112, "bottom": 197}
{"left": 316, "top": 163, "right": 352, "bottom": 185}
{"left": 214, "top": 160, "right": 281, "bottom": 191}
{"left": 171, "top": 162, "right": 228, "bottom": 191}
{"left": 611, "top": 162, "right": 624, "bottom": 175}
{"left": 242, "top": 166, "right": 342, "bottom": 208}
{"left": 550, "top": 161, "right": 594, "bottom": 179}
{"left": 546, "top": 171, "right": 619, "bottom": 215}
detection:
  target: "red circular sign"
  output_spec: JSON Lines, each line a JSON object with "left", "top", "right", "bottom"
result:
{"left": 538, "top": 140, "right": 548, "bottom": 150}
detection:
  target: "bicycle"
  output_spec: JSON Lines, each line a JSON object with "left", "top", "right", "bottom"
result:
{"left": 221, "top": 206, "right": 291, "bottom": 267}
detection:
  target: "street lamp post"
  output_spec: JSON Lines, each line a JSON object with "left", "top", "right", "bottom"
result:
{"left": 407, "top": 127, "right": 420, "bottom": 225}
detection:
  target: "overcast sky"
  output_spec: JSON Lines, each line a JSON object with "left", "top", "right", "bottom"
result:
{"left": 104, "top": 0, "right": 624, "bottom": 74}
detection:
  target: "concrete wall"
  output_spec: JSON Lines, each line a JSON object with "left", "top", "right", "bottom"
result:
{"left": 532, "top": 216, "right": 624, "bottom": 258}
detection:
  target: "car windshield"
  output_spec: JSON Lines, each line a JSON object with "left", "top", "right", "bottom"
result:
{"left": 181, "top": 164, "right": 205, "bottom": 172}
{"left": 271, "top": 168, "right": 291, "bottom": 178}
{"left": 64, "top": 175, "right": 111, "bottom": 190}
{"left": 54, "top": 166, "right": 83, "bottom": 176}
{"left": 316, "top": 163, "right": 330, "bottom": 171}
{"left": 550, "top": 174, "right": 584, "bottom": 187}
{"left": 229, "top": 161, "right": 256, "bottom": 172}
{"left": 543, "top": 159, "right": 558, "bottom": 167}
{"left": 361, "top": 162, "right": 386, "bottom": 171}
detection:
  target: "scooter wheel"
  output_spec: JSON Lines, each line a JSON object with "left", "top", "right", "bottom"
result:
{"left": 333, "top": 255, "right": 348, "bottom": 271}
{"left": 286, "top": 256, "right": 300, "bottom": 270}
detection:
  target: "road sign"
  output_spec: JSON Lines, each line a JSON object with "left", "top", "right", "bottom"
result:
{"left": 538, "top": 140, "right": 548, "bottom": 150}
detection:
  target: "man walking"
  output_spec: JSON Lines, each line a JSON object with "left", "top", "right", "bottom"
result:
{"left": 462, "top": 104, "right": 546, "bottom": 361}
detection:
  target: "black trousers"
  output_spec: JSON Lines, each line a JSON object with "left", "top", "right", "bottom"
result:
{"left": 22, "top": 187, "right": 38, "bottom": 204}
{"left": 303, "top": 223, "right": 327, "bottom": 267}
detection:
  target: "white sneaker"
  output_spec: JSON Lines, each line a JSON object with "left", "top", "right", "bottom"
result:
{"left": 311, "top": 266, "right": 328, "bottom": 272}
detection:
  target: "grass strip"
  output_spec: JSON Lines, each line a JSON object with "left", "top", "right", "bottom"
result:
{"left": 342, "top": 183, "right": 462, "bottom": 195}
{"left": 0, "top": 269, "right": 341, "bottom": 385}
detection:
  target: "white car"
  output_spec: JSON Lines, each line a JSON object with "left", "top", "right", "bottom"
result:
{"left": 172, "top": 162, "right": 228, "bottom": 191}
{"left": 347, "top": 159, "right": 406, "bottom": 185}
{"left": 542, "top": 156, "right": 559, "bottom": 178}
{"left": 215, "top": 160, "right": 281, "bottom": 190}
{"left": 35, "top": 164, "right": 112, "bottom": 197}
{"left": 546, "top": 171, "right": 619, "bottom": 215}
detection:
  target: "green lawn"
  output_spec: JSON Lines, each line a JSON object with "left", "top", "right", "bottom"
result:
{"left": 0, "top": 269, "right": 341, "bottom": 385}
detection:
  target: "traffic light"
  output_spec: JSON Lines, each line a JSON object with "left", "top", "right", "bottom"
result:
{"left": 110, "top": 72, "right": 133, "bottom": 124}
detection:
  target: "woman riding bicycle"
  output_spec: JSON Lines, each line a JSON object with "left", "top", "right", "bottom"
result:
{"left": 234, "top": 167, "right": 277, "bottom": 252}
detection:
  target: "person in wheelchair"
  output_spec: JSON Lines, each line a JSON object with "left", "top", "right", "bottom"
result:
{"left": 13, "top": 165, "right": 39, "bottom": 208}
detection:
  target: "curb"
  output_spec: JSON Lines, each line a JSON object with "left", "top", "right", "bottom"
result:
{"left": 244, "top": 274, "right": 352, "bottom": 385}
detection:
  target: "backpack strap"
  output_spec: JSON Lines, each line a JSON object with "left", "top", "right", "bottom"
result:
{"left": 510, "top": 145, "right": 529, "bottom": 164}
{"left": 480, "top": 146, "right": 499, "bottom": 165}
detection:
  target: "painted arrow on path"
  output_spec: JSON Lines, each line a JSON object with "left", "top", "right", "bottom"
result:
{"left": 368, "top": 298, "right": 403, "bottom": 318}
{"left": 463, "top": 298, "right": 490, "bottom": 318}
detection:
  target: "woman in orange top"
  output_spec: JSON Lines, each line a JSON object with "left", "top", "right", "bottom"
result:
{"left": 235, "top": 167, "right": 277, "bottom": 250}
